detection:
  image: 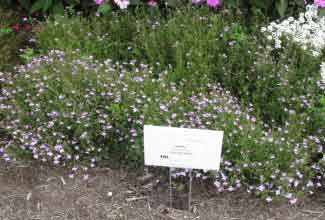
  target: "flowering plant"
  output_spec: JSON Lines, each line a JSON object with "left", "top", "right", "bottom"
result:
{"left": 1, "top": 50, "right": 325, "bottom": 202}
{"left": 262, "top": 4, "right": 325, "bottom": 56}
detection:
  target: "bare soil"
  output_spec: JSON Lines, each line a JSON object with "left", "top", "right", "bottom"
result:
{"left": 0, "top": 160, "right": 324, "bottom": 220}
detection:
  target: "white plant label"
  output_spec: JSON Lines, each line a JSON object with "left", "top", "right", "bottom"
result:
{"left": 144, "top": 125, "right": 223, "bottom": 170}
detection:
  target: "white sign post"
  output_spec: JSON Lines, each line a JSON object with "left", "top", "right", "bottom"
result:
{"left": 144, "top": 125, "right": 224, "bottom": 211}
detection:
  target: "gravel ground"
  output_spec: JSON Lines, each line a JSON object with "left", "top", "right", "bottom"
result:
{"left": 0, "top": 160, "right": 324, "bottom": 220}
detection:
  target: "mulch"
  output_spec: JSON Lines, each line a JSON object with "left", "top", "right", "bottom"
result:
{"left": 0, "top": 160, "right": 324, "bottom": 220}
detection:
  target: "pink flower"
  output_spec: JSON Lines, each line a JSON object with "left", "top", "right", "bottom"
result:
{"left": 315, "top": 0, "right": 325, "bottom": 7}
{"left": 148, "top": 0, "right": 157, "bottom": 7}
{"left": 95, "top": 0, "right": 104, "bottom": 4}
{"left": 114, "top": 0, "right": 129, "bottom": 9}
{"left": 207, "top": 0, "right": 220, "bottom": 7}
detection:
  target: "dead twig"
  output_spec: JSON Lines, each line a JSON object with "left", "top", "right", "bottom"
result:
{"left": 301, "top": 209, "right": 323, "bottom": 214}
{"left": 126, "top": 196, "right": 148, "bottom": 202}
{"left": 26, "top": 192, "right": 32, "bottom": 201}
{"left": 59, "top": 176, "right": 66, "bottom": 185}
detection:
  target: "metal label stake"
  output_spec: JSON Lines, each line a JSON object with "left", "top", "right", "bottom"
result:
{"left": 169, "top": 168, "right": 194, "bottom": 212}
{"left": 188, "top": 169, "right": 193, "bottom": 211}
{"left": 169, "top": 167, "right": 173, "bottom": 208}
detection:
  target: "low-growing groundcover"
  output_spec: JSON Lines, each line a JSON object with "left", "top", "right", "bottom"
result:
{"left": 1, "top": 50, "right": 324, "bottom": 203}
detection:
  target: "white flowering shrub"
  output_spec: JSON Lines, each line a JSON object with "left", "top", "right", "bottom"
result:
{"left": 1, "top": 50, "right": 325, "bottom": 203}
{"left": 262, "top": 4, "right": 325, "bottom": 56}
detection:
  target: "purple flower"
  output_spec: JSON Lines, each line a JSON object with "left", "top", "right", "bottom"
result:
{"left": 95, "top": 0, "right": 104, "bottom": 4}
{"left": 148, "top": 0, "right": 157, "bottom": 6}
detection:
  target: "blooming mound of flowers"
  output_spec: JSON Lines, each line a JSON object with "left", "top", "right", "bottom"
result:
{"left": 1, "top": 50, "right": 325, "bottom": 203}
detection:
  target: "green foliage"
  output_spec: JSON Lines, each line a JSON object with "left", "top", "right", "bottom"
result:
{"left": 2, "top": 51, "right": 324, "bottom": 199}
{"left": 274, "top": 0, "right": 288, "bottom": 18}
{"left": 320, "top": 8, "right": 325, "bottom": 17}
{"left": 36, "top": 7, "right": 240, "bottom": 82}
{"left": 0, "top": 7, "right": 28, "bottom": 71}
{"left": 36, "top": 7, "right": 323, "bottom": 130}
{"left": 36, "top": 15, "right": 112, "bottom": 58}
{"left": 223, "top": 0, "right": 306, "bottom": 20}
{"left": 0, "top": 27, "right": 13, "bottom": 34}
{"left": 309, "top": 95, "right": 325, "bottom": 134}
{"left": 97, "top": 3, "right": 112, "bottom": 15}
{"left": 0, "top": 0, "right": 95, "bottom": 14}
{"left": 19, "top": 48, "right": 35, "bottom": 63}
{"left": 0, "top": 6, "right": 19, "bottom": 27}
{"left": 215, "top": 37, "right": 323, "bottom": 127}
{"left": 0, "top": 33, "right": 24, "bottom": 71}
{"left": 2, "top": 4, "right": 324, "bottom": 201}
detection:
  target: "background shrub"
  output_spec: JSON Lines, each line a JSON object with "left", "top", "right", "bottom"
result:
{"left": 35, "top": 7, "right": 324, "bottom": 130}
{"left": 222, "top": 0, "right": 307, "bottom": 20}
{"left": 35, "top": 7, "right": 243, "bottom": 83}
{"left": 0, "top": 0, "right": 96, "bottom": 14}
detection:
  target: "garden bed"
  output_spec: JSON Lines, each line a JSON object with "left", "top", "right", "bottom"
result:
{"left": 0, "top": 0, "right": 324, "bottom": 213}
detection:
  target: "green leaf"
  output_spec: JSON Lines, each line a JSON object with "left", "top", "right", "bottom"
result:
{"left": 225, "top": 0, "right": 237, "bottom": 8}
{"left": 250, "top": 0, "right": 268, "bottom": 9}
{"left": 30, "top": 0, "right": 44, "bottom": 13}
{"left": 319, "top": 8, "right": 325, "bottom": 17}
{"left": 165, "top": 0, "right": 184, "bottom": 8}
{"left": 320, "top": 96, "right": 325, "bottom": 106}
{"left": 51, "top": 1, "right": 65, "bottom": 14}
{"left": 42, "top": 0, "right": 53, "bottom": 12}
{"left": 30, "top": 0, "right": 53, "bottom": 13}
{"left": 0, "top": 28, "right": 13, "bottom": 34}
{"left": 276, "top": 0, "right": 288, "bottom": 18}
{"left": 97, "top": 3, "right": 112, "bottom": 15}
{"left": 19, "top": 0, "right": 31, "bottom": 10}
{"left": 129, "top": 0, "right": 144, "bottom": 6}
{"left": 19, "top": 48, "right": 35, "bottom": 63}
